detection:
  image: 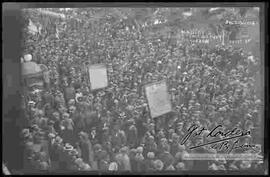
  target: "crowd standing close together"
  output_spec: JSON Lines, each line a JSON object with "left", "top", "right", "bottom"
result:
{"left": 20, "top": 8, "right": 263, "bottom": 173}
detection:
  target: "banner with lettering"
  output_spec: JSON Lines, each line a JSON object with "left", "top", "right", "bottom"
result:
{"left": 145, "top": 80, "right": 172, "bottom": 118}
{"left": 88, "top": 64, "right": 108, "bottom": 90}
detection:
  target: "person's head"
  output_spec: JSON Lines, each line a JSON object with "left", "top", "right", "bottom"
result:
{"left": 75, "top": 158, "right": 84, "bottom": 169}
{"left": 21, "top": 128, "right": 32, "bottom": 141}
{"left": 163, "top": 144, "right": 170, "bottom": 153}
{"left": 129, "top": 148, "right": 137, "bottom": 157}
{"left": 137, "top": 146, "right": 143, "bottom": 154}
{"left": 69, "top": 106, "right": 76, "bottom": 114}
{"left": 24, "top": 54, "right": 32, "bottom": 62}
{"left": 149, "top": 135, "right": 155, "bottom": 143}
{"left": 40, "top": 118, "right": 48, "bottom": 129}
{"left": 160, "top": 138, "right": 168, "bottom": 146}
{"left": 168, "top": 129, "right": 175, "bottom": 136}
{"left": 120, "top": 146, "right": 129, "bottom": 154}
{"left": 52, "top": 112, "right": 60, "bottom": 121}
{"left": 154, "top": 159, "right": 164, "bottom": 171}
{"left": 177, "top": 122, "right": 184, "bottom": 132}
{"left": 93, "top": 144, "right": 102, "bottom": 153}
{"left": 62, "top": 112, "right": 70, "bottom": 119}
{"left": 39, "top": 161, "right": 49, "bottom": 170}
{"left": 158, "top": 130, "right": 165, "bottom": 139}
{"left": 68, "top": 99, "right": 75, "bottom": 106}
{"left": 176, "top": 162, "right": 186, "bottom": 170}
{"left": 209, "top": 163, "right": 219, "bottom": 170}
{"left": 129, "top": 125, "right": 137, "bottom": 132}
{"left": 78, "top": 131, "right": 89, "bottom": 141}
{"left": 36, "top": 110, "right": 44, "bottom": 118}
{"left": 147, "top": 152, "right": 155, "bottom": 159}
{"left": 108, "top": 161, "right": 118, "bottom": 171}
{"left": 58, "top": 106, "right": 67, "bottom": 115}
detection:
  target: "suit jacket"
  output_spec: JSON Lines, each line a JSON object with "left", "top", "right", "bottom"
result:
{"left": 170, "top": 142, "right": 179, "bottom": 157}
{"left": 79, "top": 139, "right": 94, "bottom": 166}
{"left": 111, "top": 130, "right": 127, "bottom": 149}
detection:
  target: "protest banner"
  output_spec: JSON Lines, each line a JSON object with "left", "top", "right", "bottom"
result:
{"left": 88, "top": 64, "right": 108, "bottom": 90}
{"left": 145, "top": 80, "right": 172, "bottom": 118}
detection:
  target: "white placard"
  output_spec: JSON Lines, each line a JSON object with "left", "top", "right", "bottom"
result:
{"left": 145, "top": 80, "right": 172, "bottom": 118}
{"left": 88, "top": 64, "right": 108, "bottom": 90}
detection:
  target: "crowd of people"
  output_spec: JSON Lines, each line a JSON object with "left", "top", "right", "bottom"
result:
{"left": 19, "top": 8, "right": 263, "bottom": 173}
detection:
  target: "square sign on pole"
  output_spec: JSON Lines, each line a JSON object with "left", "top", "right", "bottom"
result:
{"left": 88, "top": 64, "right": 108, "bottom": 90}
{"left": 145, "top": 80, "right": 172, "bottom": 118}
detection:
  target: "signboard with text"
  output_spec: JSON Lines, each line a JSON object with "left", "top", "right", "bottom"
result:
{"left": 88, "top": 64, "right": 108, "bottom": 90}
{"left": 145, "top": 80, "right": 172, "bottom": 118}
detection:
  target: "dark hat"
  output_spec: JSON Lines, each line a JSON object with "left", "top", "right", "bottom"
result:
{"left": 68, "top": 149, "right": 79, "bottom": 156}
{"left": 120, "top": 146, "right": 129, "bottom": 153}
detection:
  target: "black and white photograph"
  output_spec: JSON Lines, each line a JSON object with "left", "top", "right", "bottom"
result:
{"left": 2, "top": 3, "right": 268, "bottom": 175}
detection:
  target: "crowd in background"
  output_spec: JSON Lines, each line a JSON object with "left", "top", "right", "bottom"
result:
{"left": 19, "top": 9, "right": 263, "bottom": 173}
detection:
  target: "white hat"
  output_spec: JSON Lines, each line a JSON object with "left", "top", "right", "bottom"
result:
{"left": 108, "top": 162, "right": 118, "bottom": 171}
{"left": 48, "top": 133, "right": 56, "bottom": 138}
{"left": 24, "top": 54, "right": 32, "bottom": 62}
{"left": 28, "top": 101, "right": 36, "bottom": 105}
